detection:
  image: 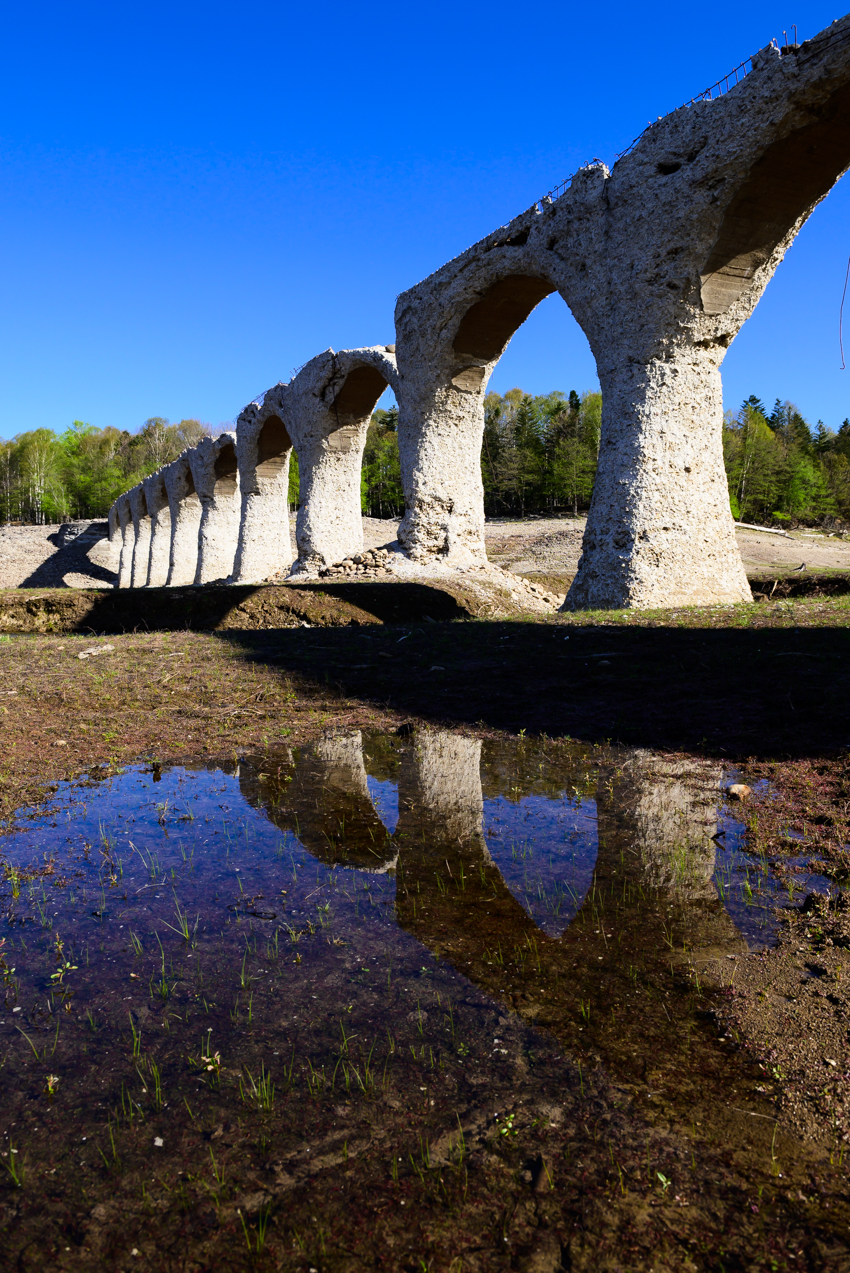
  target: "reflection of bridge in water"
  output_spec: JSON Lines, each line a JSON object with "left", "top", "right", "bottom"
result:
{"left": 239, "top": 730, "right": 747, "bottom": 1088}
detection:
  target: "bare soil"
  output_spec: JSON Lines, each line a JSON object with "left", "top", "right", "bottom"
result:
{"left": 1, "top": 589, "right": 850, "bottom": 1267}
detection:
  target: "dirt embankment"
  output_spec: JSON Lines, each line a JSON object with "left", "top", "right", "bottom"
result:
{"left": 0, "top": 576, "right": 554, "bottom": 636}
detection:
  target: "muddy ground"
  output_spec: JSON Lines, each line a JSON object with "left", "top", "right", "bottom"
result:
{"left": 1, "top": 593, "right": 850, "bottom": 1270}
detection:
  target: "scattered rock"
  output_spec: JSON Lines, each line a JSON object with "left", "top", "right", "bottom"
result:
{"left": 77, "top": 643, "right": 115, "bottom": 660}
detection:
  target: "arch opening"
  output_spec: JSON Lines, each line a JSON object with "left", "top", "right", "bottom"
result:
{"left": 213, "top": 441, "right": 238, "bottom": 495}
{"left": 700, "top": 79, "right": 850, "bottom": 315}
{"left": 453, "top": 274, "right": 556, "bottom": 361}
{"left": 256, "top": 415, "right": 292, "bottom": 479}
{"left": 331, "top": 365, "right": 390, "bottom": 423}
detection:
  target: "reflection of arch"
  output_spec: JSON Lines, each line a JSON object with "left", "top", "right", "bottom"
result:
{"left": 260, "top": 730, "right": 747, "bottom": 1097}
{"left": 188, "top": 433, "right": 241, "bottom": 584}
{"left": 240, "top": 731, "right": 396, "bottom": 871}
{"left": 163, "top": 453, "right": 203, "bottom": 587}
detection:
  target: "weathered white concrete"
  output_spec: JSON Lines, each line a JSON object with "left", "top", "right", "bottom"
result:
{"left": 110, "top": 17, "right": 850, "bottom": 609}
{"left": 231, "top": 393, "right": 294, "bottom": 583}
{"left": 141, "top": 471, "right": 171, "bottom": 587}
{"left": 127, "top": 485, "right": 152, "bottom": 589}
{"left": 285, "top": 348, "right": 399, "bottom": 574}
{"left": 115, "top": 494, "right": 134, "bottom": 589}
{"left": 163, "top": 455, "right": 203, "bottom": 587}
{"left": 187, "top": 434, "right": 240, "bottom": 585}
{"left": 393, "top": 20, "right": 850, "bottom": 605}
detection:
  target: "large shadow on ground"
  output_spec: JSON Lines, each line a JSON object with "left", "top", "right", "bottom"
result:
{"left": 7, "top": 579, "right": 850, "bottom": 758}
{"left": 223, "top": 619, "right": 850, "bottom": 760}
{"left": 20, "top": 522, "right": 117, "bottom": 588}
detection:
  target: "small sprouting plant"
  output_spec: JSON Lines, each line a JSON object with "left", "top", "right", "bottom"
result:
{"left": 657, "top": 1171, "right": 671, "bottom": 1195}
{"left": 2, "top": 1144, "right": 24, "bottom": 1188}
{"left": 50, "top": 933, "right": 78, "bottom": 984}
{"left": 0, "top": 938, "right": 16, "bottom": 987}
{"left": 3, "top": 866, "right": 24, "bottom": 901}
{"left": 240, "top": 1063, "right": 275, "bottom": 1112}
{"left": 496, "top": 1112, "right": 518, "bottom": 1139}
{"left": 190, "top": 1033, "right": 222, "bottom": 1085}
{"left": 44, "top": 1074, "right": 60, "bottom": 1099}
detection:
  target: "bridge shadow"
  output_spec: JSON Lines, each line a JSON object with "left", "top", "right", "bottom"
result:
{"left": 20, "top": 522, "right": 117, "bottom": 589}
{"left": 10, "top": 579, "right": 850, "bottom": 759}
{"left": 223, "top": 619, "right": 850, "bottom": 761}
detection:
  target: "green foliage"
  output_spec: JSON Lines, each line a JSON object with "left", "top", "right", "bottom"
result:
{"left": 5, "top": 388, "right": 848, "bottom": 528}
{"left": 723, "top": 396, "right": 843, "bottom": 524}
{"left": 0, "top": 418, "right": 210, "bottom": 522}
{"left": 481, "top": 388, "right": 600, "bottom": 516}
{"left": 361, "top": 407, "right": 404, "bottom": 518}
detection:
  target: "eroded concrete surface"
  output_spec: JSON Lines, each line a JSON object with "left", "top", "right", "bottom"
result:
{"left": 101, "top": 19, "right": 850, "bottom": 608}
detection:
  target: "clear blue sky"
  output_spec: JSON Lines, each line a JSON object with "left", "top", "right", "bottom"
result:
{"left": 1, "top": 1, "right": 848, "bottom": 441}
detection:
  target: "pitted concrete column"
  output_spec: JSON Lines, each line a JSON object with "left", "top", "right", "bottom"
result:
{"left": 141, "top": 471, "right": 171, "bottom": 588}
{"left": 567, "top": 353, "right": 749, "bottom": 608}
{"left": 163, "top": 455, "right": 202, "bottom": 587}
{"left": 286, "top": 348, "right": 398, "bottom": 573}
{"left": 395, "top": 264, "right": 554, "bottom": 566}
{"left": 115, "top": 494, "right": 134, "bottom": 589}
{"left": 127, "top": 486, "right": 152, "bottom": 589}
{"left": 232, "top": 391, "right": 294, "bottom": 583}
{"left": 187, "top": 434, "right": 240, "bottom": 585}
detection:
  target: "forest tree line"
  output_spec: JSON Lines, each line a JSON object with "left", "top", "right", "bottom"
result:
{"left": 3, "top": 391, "right": 850, "bottom": 525}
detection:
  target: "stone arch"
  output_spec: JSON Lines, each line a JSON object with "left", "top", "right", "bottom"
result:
{"left": 286, "top": 347, "right": 399, "bottom": 573}
{"left": 700, "top": 79, "right": 850, "bottom": 314}
{"left": 394, "top": 255, "right": 564, "bottom": 565}
{"left": 452, "top": 275, "right": 557, "bottom": 363}
{"left": 256, "top": 414, "right": 292, "bottom": 479}
{"left": 232, "top": 386, "right": 294, "bottom": 584}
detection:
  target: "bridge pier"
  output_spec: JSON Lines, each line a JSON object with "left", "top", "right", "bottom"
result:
{"left": 163, "top": 455, "right": 203, "bottom": 587}
{"left": 287, "top": 348, "right": 397, "bottom": 575}
{"left": 232, "top": 390, "right": 294, "bottom": 583}
{"left": 566, "top": 353, "right": 750, "bottom": 608}
{"left": 127, "top": 486, "right": 151, "bottom": 589}
{"left": 141, "top": 472, "right": 172, "bottom": 588}
{"left": 114, "top": 494, "right": 134, "bottom": 589}
{"left": 188, "top": 434, "right": 241, "bottom": 585}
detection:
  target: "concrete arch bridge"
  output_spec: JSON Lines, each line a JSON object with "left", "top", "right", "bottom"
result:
{"left": 110, "top": 18, "right": 850, "bottom": 609}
